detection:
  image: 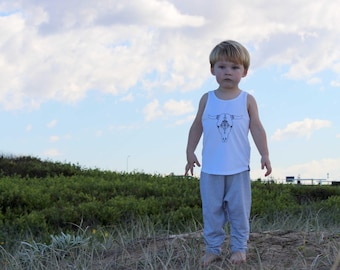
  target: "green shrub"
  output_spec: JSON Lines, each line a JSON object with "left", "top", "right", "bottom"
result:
{"left": 251, "top": 182, "right": 298, "bottom": 217}
{"left": 290, "top": 185, "right": 340, "bottom": 204}
{"left": 0, "top": 154, "right": 339, "bottom": 242}
{"left": 0, "top": 154, "right": 82, "bottom": 178}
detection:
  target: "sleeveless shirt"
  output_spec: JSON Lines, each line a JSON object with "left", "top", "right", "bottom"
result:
{"left": 201, "top": 90, "right": 250, "bottom": 175}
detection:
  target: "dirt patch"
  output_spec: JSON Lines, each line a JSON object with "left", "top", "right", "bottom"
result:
{"left": 92, "top": 230, "right": 340, "bottom": 269}
{"left": 247, "top": 231, "right": 340, "bottom": 269}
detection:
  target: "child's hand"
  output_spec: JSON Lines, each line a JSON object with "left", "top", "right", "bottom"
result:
{"left": 261, "top": 156, "right": 272, "bottom": 177}
{"left": 185, "top": 153, "right": 201, "bottom": 176}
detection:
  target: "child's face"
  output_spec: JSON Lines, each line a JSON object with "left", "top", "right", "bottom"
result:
{"left": 211, "top": 59, "right": 247, "bottom": 89}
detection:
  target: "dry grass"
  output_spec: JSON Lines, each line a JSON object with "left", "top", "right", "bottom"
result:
{"left": 0, "top": 218, "right": 339, "bottom": 270}
{"left": 91, "top": 230, "right": 340, "bottom": 269}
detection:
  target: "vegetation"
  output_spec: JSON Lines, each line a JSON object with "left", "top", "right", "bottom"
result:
{"left": 0, "top": 154, "right": 339, "bottom": 269}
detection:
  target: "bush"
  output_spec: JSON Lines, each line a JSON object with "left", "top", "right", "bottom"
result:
{"left": 0, "top": 155, "right": 339, "bottom": 242}
{"left": 0, "top": 154, "right": 82, "bottom": 178}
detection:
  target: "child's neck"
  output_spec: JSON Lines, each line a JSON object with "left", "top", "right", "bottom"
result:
{"left": 215, "top": 87, "right": 241, "bottom": 100}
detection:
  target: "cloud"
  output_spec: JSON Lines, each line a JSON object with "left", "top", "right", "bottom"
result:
{"left": 27, "top": 0, "right": 205, "bottom": 32}
{"left": 331, "top": 80, "right": 340, "bottom": 87}
{"left": 43, "top": 148, "right": 62, "bottom": 157}
{"left": 95, "top": 0, "right": 205, "bottom": 28}
{"left": 47, "top": 120, "right": 57, "bottom": 128}
{"left": 283, "top": 158, "right": 340, "bottom": 180}
{"left": 143, "top": 99, "right": 194, "bottom": 122}
{"left": 1, "top": 1, "right": 340, "bottom": 110}
{"left": 174, "top": 114, "right": 196, "bottom": 126}
{"left": 143, "top": 99, "right": 163, "bottom": 122}
{"left": 49, "top": 136, "right": 60, "bottom": 142}
{"left": 109, "top": 123, "right": 141, "bottom": 131}
{"left": 120, "top": 93, "right": 134, "bottom": 102}
{"left": 95, "top": 130, "right": 103, "bottom": 137}
{"left": 0, "top": 0, "right": 207, "bottom": 111}
{"left": 164, "top": 99, "right": 194, "bottom": 116}
{"left": 251, "top": 158, "right": 340, "bottom": 181}
{"left": 26, "top": 124, "right": 32, "bottom": 132}
{"left": 307, "top": 77, "right": 322, "bottom": 85}
{"left": 272, "top": 118, "right": 331, "bottom": 141}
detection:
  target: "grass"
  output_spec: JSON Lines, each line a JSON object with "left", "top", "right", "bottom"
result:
{"left": 0, "top": 214, "right": 339, "bottom": 270}
{"left": 1, "top": 155, "right": 339, "bottom": 268}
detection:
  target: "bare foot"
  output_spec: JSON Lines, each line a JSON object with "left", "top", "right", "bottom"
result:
{"left": 230, "top": 251, "right": 246, "bottom": 264}
{"left": 201, "top": 253, "right": 221, "bottom": 266}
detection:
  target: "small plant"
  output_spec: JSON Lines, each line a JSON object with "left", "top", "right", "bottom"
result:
{"left": 17, "top": 241, "right": 51, "bottom": 267}
{"left": 50, "top": 232, "right": 90, "bottom": 250}
{"left": 9, "top": 231, "right": 92, "bottom": 269}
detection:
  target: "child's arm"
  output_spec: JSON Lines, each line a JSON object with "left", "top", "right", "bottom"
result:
{"left": 248, "top": 94, "right": 272, "bottom": 177}
{"left": 185, "top": 93, "right": 207, "bottom": 176}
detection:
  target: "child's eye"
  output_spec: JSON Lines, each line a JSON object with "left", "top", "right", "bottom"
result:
{"left": 232, "top": 66, "right": 240, "bottom": 69}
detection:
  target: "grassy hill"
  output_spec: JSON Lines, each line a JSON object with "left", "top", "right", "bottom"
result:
{"left": 0, "top": 154, "right": 339, "bottom": 269}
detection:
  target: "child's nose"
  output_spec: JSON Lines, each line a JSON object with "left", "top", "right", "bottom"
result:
{"left": 225, "top": 67, "right": 232, "bottom": 74}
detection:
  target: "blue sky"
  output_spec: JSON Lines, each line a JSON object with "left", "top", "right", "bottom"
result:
{"left": 1, "top": 0, "right": 339, "bottom": 182}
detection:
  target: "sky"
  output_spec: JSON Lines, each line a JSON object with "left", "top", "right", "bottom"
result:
{"left": 1, "top": 0, "right": 340, "bottom": 182}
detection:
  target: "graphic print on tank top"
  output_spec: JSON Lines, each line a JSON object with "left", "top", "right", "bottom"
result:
{"left": 208, "top": 113, "right": 243, "bottom": 143}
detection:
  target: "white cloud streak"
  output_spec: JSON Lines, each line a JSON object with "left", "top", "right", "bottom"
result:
{"left": 251, "top": 158, "right": 340, "bottom": 182}
{"left": 143, "top": 99, "right": 194, "bottom": 122}
{"left": 47, "top": 120, "right": 57, "bottom": 128}
{"left": 25, "top": 124, "right": 32, "bottom": 132}
{"left": 164, "top": 99, "right": 194, "bottom": 116}
{"left": 43, "top": 148, "right": 62, "bottom": 157}
{"left": 281, "top": 158, "right": 340, "bottom": 181}
{"left": 143, "top": 99, "right": 163, "bottom": 122}
{"left": 272, "top": 118, "right": 332, "bottom": 141}
{"left": 49, "top": 135, "right": 60, "bottom": 142}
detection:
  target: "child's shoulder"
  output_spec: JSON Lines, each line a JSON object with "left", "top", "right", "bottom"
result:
{"left": 196, "top": 92, "right": 209, "bottom": 111}
{"left": 200, "top": 92, "right": 209, "bottom": 103}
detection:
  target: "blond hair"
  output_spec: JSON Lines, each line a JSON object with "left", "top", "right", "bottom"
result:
{"left": 209, "top": 40, "right": 250, "bottom": 70}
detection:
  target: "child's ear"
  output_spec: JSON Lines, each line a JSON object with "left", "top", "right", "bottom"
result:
{"left": 242, "top": 69, "right": 248, "bottom": 77}
{"left": 210, "top": 66, "right": 215, "bottom": 75}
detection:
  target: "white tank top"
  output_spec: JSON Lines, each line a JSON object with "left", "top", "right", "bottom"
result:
{"left": 201, "top": 90, "right": 250, "bottom": 175}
